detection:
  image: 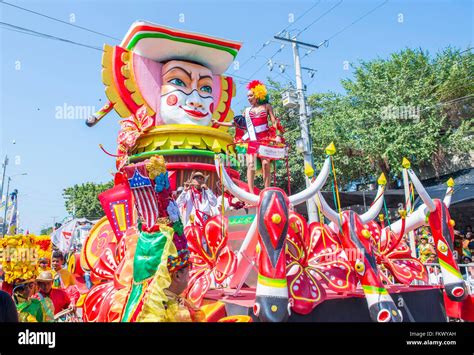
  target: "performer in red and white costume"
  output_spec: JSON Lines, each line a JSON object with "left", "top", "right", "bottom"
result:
{"left": 176, "top": 171, "right": 218, "bottom": 227}
{"left": 213, "top": 80, "right": 283, "bottom": 192}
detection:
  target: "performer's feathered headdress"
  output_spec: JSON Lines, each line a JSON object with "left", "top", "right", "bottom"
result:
{"left": 247, "top": 80, "right": 269, "bottom": 104}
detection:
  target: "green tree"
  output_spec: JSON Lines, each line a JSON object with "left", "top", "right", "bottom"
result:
{"left": 40, "top": 226, "right": 53, "bottom": 235}
{"left": 265, "top": 47, "right": 473, "bottom": 190}
{"left": 63, "top": 181, "right": 113, "bottom": 219}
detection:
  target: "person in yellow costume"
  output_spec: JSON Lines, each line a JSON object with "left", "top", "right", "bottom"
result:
{"left": 51, "top": 251, "right": 76, "bottom": 289}
{"left": 418, "top": 236, "right": 435, "bottom": 264}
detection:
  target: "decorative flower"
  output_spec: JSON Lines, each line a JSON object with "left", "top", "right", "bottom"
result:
{"left": 366, "top": 221, "right": 428, "bottom": 284}
{"left": 116, "top": 106, "right": 154, "bottom": 170}
{"left": 286, "top": 213, "right": 357, "bottom": 315}
{"left": 1, "top": 234, "right": 39, "bottom": 284}
{"left": 252, "top": 84, "right": 267, "bottom": 101}
{"left": 154, "top": 172, "right": 170, "bottom": 193}
{"left": 184, "top": 215, "right": 237, "bottom": 306}
{"left": 247, "top": 80, "right": 269, "bottom": 104}
{"left": 146, "top": 156, "right": 167, "bottom": 180}
{"left": 167, "top": 201, "right": 181, "bottom": 223}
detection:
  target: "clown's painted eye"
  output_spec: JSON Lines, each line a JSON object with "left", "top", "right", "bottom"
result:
{"left": 200, "top": 85, "right": 212, "bottom": 94}
{"left": 169, "top": 78, "right": 186, "bottom": 87}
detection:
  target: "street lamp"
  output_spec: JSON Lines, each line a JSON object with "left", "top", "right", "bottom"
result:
{"left": 1, "top": 173, "right": 27, "bottom": 237}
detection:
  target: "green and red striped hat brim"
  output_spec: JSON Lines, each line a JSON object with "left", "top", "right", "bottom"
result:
{"left": 120, "top": 22, "right": 242, "bottom": 74}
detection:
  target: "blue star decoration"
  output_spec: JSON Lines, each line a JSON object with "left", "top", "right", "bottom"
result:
{"left": 128, "top": 168, "right": 152, "bottom": 188}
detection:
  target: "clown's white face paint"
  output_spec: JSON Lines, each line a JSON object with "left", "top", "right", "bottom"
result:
{"left": 160, "top": 60, "right": 214, "bottom": 126}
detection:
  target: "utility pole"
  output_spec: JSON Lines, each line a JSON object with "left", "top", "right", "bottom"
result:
{"left": 274, "top": 33, "right": 321, "bottom": 223}
{"left": 0, "top": 155, "right": 8, "bottom": 208}
{"left": 1, "top": 173, "right": 27, "bottom": 237}
{"left": 2, "top": 177, "right": 11, "bottom": 237}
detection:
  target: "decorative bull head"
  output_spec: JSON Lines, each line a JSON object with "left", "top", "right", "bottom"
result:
{"left": 390, "top": 170, "right": 467, "bottom": 302}
{"left": 316, "top": 179, "right": 404, "bottom": 323}
{"left": 216, "top": 155, "right": 331, "bottom": 322}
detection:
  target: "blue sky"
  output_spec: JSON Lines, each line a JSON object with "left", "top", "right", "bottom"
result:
{"left": 0, "top": 0, "right": 472, "bottom": 233}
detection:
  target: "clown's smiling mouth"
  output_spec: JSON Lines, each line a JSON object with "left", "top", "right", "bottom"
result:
{"left": 179, "top": 106, "right": 208, "bottom": 119}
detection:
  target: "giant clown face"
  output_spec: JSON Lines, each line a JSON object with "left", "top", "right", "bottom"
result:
{"left": 160, "top": 60, "right": 214, "bottom": 126}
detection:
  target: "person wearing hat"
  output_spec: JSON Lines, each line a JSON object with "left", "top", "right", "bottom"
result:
{"left": 176, "top": 171, "right": 217, "bottom": 227}
{"left": 417, "top": 235, "right": 435, "bottom": 264}
{"left": 32, "top": 271, "right": 72, "bottom": 320}
{"left": 162, "top": 233, "right": 204, "bottom": 322}
{"left": 12, "top": 278, "right": 44, "bottom": 322}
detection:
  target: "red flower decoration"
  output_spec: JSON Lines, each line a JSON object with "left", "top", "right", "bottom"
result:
{"left": 286, "top": 212, "right": 357, "bottom": 315}
{"left": 116, "top": 106, "right": 154, "bottom": 170}
{"left": 83, "top": 282, "right": 119, "bottom": 322}
{"left": 366, "top": 221, "right": 428, "bottom": 284}
{"left": 184, "top": 215, "right": 237, "bottom": 306}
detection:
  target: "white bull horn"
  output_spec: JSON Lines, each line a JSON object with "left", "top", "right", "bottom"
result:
{"left": 443, "top": 178, "right": 455, "bottom": 208}
{"left": 215, "top": 156, "right": 259, "bottom": 205}
{"left": 315, "top": 191, "right": 342, "bottom": 225}
{"left": 407, "top": 169, "right": 436, "bottom": 212}
{"left": 360, "top": 184, "right": 386, "bottom": 224}
{"left": 391, "top": 205, "right": 428, "bottom": 236}
{"left": 289, "top": 157, "right": 331, "bottom": 205}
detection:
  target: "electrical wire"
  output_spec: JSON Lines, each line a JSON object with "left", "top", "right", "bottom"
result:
{"left": 0, "top": 0, "right": 120, "bottom": 41}
{"left": 0, "top": 21, "right": 103, "bottom": 51}
{"left": 297, "top": 0, "right": 344, "bottom": 36}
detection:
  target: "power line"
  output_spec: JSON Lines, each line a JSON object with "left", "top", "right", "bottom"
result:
{"left": 278, "top": 1, "right": 322, "bottom": 36}
{"left": 325, "top": 0, "right": 388, "bottom": 42}
{"left": 233, "top": 1, "right": 341, "bottom": 107}
{"left": 0, "top": 24, "right": 45, "bottom": 39}
{"left": 0, "top": 21, "right": 103, "bottom": 51}
{"left": 235, "top": 1, "right": 322, "bottom": 72}
{"left": 301, "top": 0, "right": 388, "bottom": 60}
{"left": 297, "top": 0, "right": 344, "bottom": 36}
{"left": 0, "top": 0, "right": 120, "bottom": 41}
{"left": 418, "top": 93, "right": 474, "bottom": 114}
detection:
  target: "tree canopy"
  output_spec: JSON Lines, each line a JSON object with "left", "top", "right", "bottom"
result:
{"left": 268, "top": 47, "right": 473, "bottom": 191}
{"left": 62, "top": 181, "right": 113, "bottom": 219}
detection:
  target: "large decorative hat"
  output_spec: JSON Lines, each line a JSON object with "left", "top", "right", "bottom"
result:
{"left": 120, "top": 21, "right": 242, "bottom": 75}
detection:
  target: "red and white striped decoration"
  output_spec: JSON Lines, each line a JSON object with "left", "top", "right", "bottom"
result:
{"left": 125, "top": 165, "right": 159, "bottom": 228}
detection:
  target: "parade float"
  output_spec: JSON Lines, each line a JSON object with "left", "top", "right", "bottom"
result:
{"left": 79, "top": 21, "right": 472, "bottom": 322}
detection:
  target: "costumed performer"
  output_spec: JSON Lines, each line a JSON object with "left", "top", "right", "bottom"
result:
{"left": 212, "top": 80, "right": 284, "bottom": 192}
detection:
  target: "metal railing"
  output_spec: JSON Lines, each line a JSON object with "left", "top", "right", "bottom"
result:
{"left": 418, "top": 263, "right": 474, "bottom": 293}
